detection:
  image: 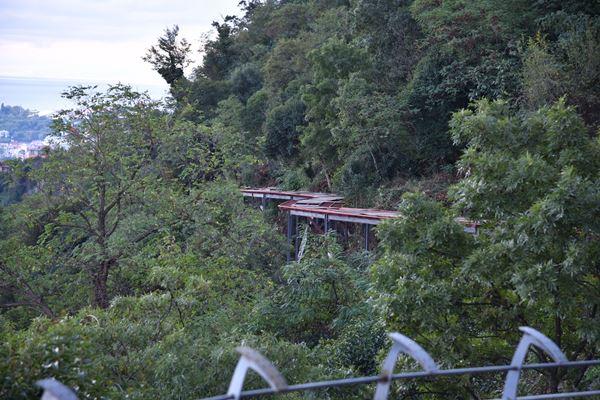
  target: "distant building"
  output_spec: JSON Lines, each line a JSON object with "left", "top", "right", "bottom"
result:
{"left": 0, "top": 136, "right": 62, "bottom": 160}
{"left": 27, "top": 142, "right": 46, "bottom": 158}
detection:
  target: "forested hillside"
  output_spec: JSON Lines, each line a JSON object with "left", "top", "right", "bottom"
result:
{"left": 1, "top": 1, "right": 599, "bottom": 399}
{"left": 0, "top": 104, "right": 51, "bottom": 142}
{"left": 145, "top": 0, "right": 600, "bottom": 204}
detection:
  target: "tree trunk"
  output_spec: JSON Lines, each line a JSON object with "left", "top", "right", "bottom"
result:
{"left": 322, "top": 164, "right": 332, "bottom": 191}
{"left": 93, "top": 181, "right": 111, "bottom": 309}
{"left": 92, "top": 261, "right": 111, "bottom": 309}
{"left": 549, "top": 292, "right": 562, "bottom": 392}
{"left": 35, "top": 299, "right": 56, "bottom": 319}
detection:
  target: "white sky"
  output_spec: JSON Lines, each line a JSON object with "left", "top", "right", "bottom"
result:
{"left": 0, "top": 0, "right": 241, "bottom": 86}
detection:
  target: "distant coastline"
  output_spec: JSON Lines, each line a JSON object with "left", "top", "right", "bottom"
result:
{"left": 0, "top": 76, "right": 168, "bottom": 115}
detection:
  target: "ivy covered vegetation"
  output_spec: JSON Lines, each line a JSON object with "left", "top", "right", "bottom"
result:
{"left": 1, "top": 1, "right": 599, "bottom": 399}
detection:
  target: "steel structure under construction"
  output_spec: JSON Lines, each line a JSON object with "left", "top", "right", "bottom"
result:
{"left": 241, "top": 187, "right": 479, "bottom": 260}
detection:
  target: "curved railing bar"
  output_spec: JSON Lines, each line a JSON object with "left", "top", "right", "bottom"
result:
{"left": 32, "top": 328, "right": 599, "bottom": 400}
{"left": 373, "top": 332, "right": 438, "bottom": 400}
{"left": 36, "top": 378, "right": 78, "bottom": 400}
{"left": 36, "top": 359, "right": 600, "bottom": 400}
{"left": 227, "top": 346, "right": 287, "bottom": 400}
{"left": 502, "top": 327, "right": 568, "bottom": 400}
{"left": 494, "top": 390, "right": 600, "bottom": 399}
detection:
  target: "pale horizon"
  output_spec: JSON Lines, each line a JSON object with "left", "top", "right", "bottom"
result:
{"left": 0, "top": 0, "right": 241, "bottom": 86}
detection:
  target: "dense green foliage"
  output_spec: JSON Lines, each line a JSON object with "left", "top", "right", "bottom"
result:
{"left": 1, "top": 1, "right": 599, "bottom": 399}
{"left": 0, "top": 104, "right": 51, "bottom": 142}
{"left": 373, "top": 99, "right": 600, "bottom": 397}
{"left": 0, "top": 159, "right": 39, "bottom": 205}
{"left": 144, "top": 0, "right": 600, "bottom": 202}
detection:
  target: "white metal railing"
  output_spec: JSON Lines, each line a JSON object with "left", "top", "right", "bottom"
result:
{"left": 35, "top": 327, "right": 599, "bottom": 400}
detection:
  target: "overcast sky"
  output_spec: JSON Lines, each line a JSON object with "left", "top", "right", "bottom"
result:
{"left": 0, "top": 0, "right": 241, "bottom": 86}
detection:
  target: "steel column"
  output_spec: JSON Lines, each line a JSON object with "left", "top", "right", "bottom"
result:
{"left": 286, "top": 212, "right": 294, "bottom": 262}
{"left": 294, "top": 216, "right": 300, "bottom": 260}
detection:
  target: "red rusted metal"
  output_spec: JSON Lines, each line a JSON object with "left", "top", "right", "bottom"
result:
{"left": 278, "top": 200, "right": 400, "bottom": 222}
{"left": 241, "top": 188, "right": 480, "bottom": 229}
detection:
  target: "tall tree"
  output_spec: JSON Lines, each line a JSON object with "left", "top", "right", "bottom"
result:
{"left": 144, "top": 25, "right": 191, "bottom": 86}
{"left": 36, "top": 85, "right": 167, "bottom": 308}
{"left": 198, "top": 18, "right": 239, "bottom": 81}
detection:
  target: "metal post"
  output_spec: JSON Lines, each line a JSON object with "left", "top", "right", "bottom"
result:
{"left": 502, "top": 327, "right": 567, "bottom": 400}
{"left": 364, "top": 224, "right": 370, "bottom": 251}
{"left": 294, "top": 216, "right": 300, "bottom": 260}
{"left": 261, "top": 195, "right": 266, "bottom": 211}
{"left": 227, "top": 347, "right": 287, "bottom": 400}
{"left": 287, "top": 212, "right": 293, "bottom": 262}
{"left": 324, "top": 215, "right": 329, "bottom": 233}
{"left": 374, "top": 332, "right": 437, "bottom": 400}
{"left": 36, "top": 379, "right": 78, "bottom": 400}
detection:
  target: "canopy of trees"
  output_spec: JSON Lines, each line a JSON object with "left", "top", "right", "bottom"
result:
{"left": 1, "top": 1, "right": 598, "bottom": 399}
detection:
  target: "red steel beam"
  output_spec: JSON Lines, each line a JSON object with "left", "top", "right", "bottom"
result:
{"left": 242, "top": 188, "right": 480, "bottom": 230}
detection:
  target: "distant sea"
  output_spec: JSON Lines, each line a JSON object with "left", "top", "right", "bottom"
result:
{"left": 0, "top": 76, "right": 168, "bottom": 115}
